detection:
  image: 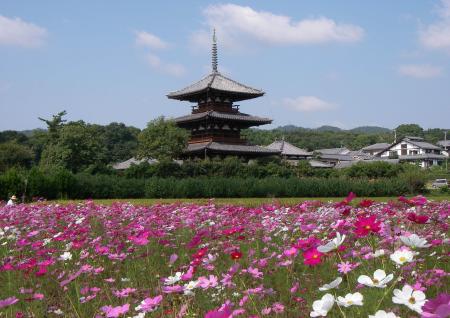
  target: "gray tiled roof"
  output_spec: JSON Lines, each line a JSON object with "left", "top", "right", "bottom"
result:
{"left": 361, "top": 143, "right": 391, "bottom": 151}
{"left": 437, "top": 140, "right": 450, "bottom": 147}
{"left": 308, "top": 160, "right": 334, "bottom": 168}
{"left": 186, "top": 142, "right": 280, "bottom": 154}
{"left": 174, "top": 111, "right": 272, "bottom": 125}
{"left": 315, "top": 147, "right": 350, "bottom": 155}
{"left": 112, "top": 157, "right": 158, "bottom": 170}
{"left": 406, "top": 140, "right": 442, "bottom": 150}
{"left": 317, "top": 154, "right": 354, "bottom": 161}
{"left": 265, "top": 140, "right": 311, "bottom": 156}
{"left": 167, "top": 72, "right": 264, "bottom": 101}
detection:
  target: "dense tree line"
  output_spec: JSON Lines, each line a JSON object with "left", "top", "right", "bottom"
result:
{"left": 0, "top": 111, "right": 448, "bottom": 174}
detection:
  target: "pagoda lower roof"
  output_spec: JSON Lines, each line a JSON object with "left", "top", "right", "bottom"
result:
{"left": 167, "top": 71, "right": 264, "bottom": 102}
{"left": 185, "top": 142, "right": 281, "bottom": 155}
{"left": 174, "top": 111, "right": 272, "bottom": 125}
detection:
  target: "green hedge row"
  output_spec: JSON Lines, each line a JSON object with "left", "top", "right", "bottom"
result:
{"left": 0, "top": 167, "right": 416, "bottom": 200}
{"left": 144, "top": 177, "right": 410, "bottom": 198}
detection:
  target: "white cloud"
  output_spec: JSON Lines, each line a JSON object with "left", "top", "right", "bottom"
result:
{"left": 191, "top": 4, "right": 364, "bottom": 50}
{"left": 146, "top": 53, "right": 185, "bottom": 77}
{"left": 398, "top": 64, "right": 443, "bottom": 78}
{"left": 135, "top": 31, "right": 168, "bottom": 49}
{"left": 0, "top": 15, "right": 47, "bottom": 48}
{"left": 283, "top": 96, "right": 336, "bottom": 112}
{"left": 419, "top": 0, "right": 450, "bottom": 52}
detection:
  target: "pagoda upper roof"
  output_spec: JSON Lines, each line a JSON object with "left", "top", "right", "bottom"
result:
{"left": 174, "top": 110, "right": 271, "bottom": 125}
{"left": 167, "top": 71, "right": 265, "bottom": 102}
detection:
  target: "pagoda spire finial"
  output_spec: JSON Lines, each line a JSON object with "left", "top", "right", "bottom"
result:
{"left": 212, "top": 28, "right": 218, "bottom": 73}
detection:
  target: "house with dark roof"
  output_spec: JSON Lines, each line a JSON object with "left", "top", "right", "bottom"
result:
{"left": 376, "top": 136, "right": 445, "bottom": 168}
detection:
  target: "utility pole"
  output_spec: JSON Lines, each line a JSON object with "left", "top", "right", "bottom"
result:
{"left": 445, "top": 131, "right": 448, "bottom": 172}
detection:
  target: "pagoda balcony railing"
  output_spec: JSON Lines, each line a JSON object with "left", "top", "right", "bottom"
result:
{"left": 189, "top": 136, "right": 247, "bottom": 144}
{"left": 191, "top": 103, "right": 240, "bottom": 114}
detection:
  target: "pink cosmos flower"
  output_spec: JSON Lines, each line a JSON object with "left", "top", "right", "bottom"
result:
{"left": 138, "top": 295, "right": 163, "bottom": 313}
{"left": 422, "top": 293, "right": 450, "bottom": 318}
{"left": 283, "top": 247, "right": 298, "bottom": 257}
{"left": 204, "top": 305, "right": 232, "bottom": 318}
{"left": 303, "top": 248, "right": 323, "bottom": 266}
{"left": 337, "top": 261, "right": 358, "bottom": 274}
{"left": 0, "top": 297, "right": 19, "bottom": 309}
{"left": 354, "top": 215, "right": 381, "bottom": 237}
{"left": 197, "top": 275, "right": 219, "bottom": 289}
{"left": 101, "top": 304, "right": 130, "bottom": 317}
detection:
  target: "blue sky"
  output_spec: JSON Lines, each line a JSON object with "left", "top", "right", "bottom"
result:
{"left": 1, "top": 1, "right": 450, "bottom": 131}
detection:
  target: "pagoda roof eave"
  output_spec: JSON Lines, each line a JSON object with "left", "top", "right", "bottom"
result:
{"left": 167, "top": 72, "right": 265, "bottom": 102}
{"left": 174, "top": 111, "right": 272, "bottom": 126}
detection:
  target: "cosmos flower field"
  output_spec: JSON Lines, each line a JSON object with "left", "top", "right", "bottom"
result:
{"left": 0, "top": 195, "right": 449, "bottom": 317}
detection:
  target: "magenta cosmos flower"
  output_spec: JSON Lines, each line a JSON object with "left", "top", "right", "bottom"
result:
{"left": 422, "top": 293, "right": 450, "bottom": 318}
{"left": 303, "top": 248, "right": 323, "bottom": 266}
{"left": 354, "top": 215, "right": 381, "bottom": 237}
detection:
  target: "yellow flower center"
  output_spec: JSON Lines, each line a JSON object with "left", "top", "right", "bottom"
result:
{"left": 313, "top": 254, "right": 318, "bottom": 259}
{"left": 373, "top": 279, "right": 379, "bottom": 284}
{"left": 365, "top": 225, "right": 371, "bottom": 230}
{"left": 399, "top": 256, "right": 406, "bottom": 262}
{"left": 409, "top": 297, "right": 416, "bottom": 304}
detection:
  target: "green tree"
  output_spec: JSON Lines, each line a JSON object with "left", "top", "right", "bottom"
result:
{"left": 0, "top": 142, "right": 34, "bottom": 172}
{"left": 395, "top": 124, "right": 424, "bottom": 140}
{"left": 38, "top": 110, "right": 67, "bottom": 141}
{"left": 40, "top": 121, "right": 107, "bottom": 173}
{"left": 137, "top": 117, "right": 188, "bottom": 161}
{"left": 102, "top": 122, "right": 140, "bottom": 163}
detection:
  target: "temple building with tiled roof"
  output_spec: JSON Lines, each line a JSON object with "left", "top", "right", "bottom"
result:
{"left": 167, "top": 30, "right": 280, "bottom": 159}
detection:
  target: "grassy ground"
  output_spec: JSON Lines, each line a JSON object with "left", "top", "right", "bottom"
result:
{"left": 52, "top": 194, "right": 450, "bottom": 207}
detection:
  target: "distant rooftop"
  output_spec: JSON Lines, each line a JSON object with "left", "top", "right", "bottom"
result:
{"left": 265, "top": 140, "right": 311, "bottom": 157}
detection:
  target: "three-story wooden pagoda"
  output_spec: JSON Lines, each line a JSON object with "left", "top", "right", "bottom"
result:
{"left": 167, "top": 31, "right": 280, "bottom": 159}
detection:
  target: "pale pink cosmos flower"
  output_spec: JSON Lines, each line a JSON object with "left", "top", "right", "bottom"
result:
{"left": 0, "top": 297, "right": 19, "bottom": 309}
{"left": 101, "top": 304, "right": 130, "bottom": 317}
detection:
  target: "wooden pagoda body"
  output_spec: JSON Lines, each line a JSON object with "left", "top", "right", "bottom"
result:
{"left": 167, "top": 32, "right": 280, "bottom": 159}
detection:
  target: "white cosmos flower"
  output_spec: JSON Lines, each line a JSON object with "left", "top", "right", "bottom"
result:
{"left": 390, "top": 249, "right": 414, "bottom": 265}
{"left": 183, "top": 280, "right": 198, "bottom": 296}
{"left": 336, "top": 292, "right": 363, "bottom": 307}
{"left": 317, "top": 232, "right": 346, "bottom": 253}
{"left": 164, "top": 272, "right": 182, "bottom": 285}
{"left": 392, "top": 284, "right": 426, "bottom": 314}
{"left": 372, "top": 249, "right": 385, "bottom": 258}
{"left": 357, "top": 269, "right": 393, "bottom": 288}
{"left": 59, "top": 251, "right": 72, "bottom": 261}
{"left": 319, "top": 277, "right": 343, "bottom": 291}
{"left": 400, "top": 234, "right": 431, "bottom": 249}
{"left": 310, "top": 293, "right": 334, "bottom": 317}
{"left": 369, "top": 310, "right": 400, "bottom": 318}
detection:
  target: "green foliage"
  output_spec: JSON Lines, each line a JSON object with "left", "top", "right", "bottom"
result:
{"left": 0, "top": 167, "right": 26, "bottom": 200}
{"left": 395, "top": 123, "right": 424, "bottom": 140}
{"left": 344, "top": 161, "right": 405, "bottom": 178}
{"left": 38, "top": 110, "right": 67, "bottom": 141}
{"left": 137, "top": 117, "right": 188, "bottom": 161}
{"left": 144, "top": 177, "right": 411, "bottom": 198}
{"left": 40, "top": 121, "right": 108, "bottom": 173}
{"left": 0, "top": 142, "right": 34, "bottom": 172}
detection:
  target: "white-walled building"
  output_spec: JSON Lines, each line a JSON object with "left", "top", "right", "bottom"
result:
{"left": 377, "top": 136, "right": 446, "bottom": 168}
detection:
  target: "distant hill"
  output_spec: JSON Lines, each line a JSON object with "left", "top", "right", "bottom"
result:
{"left": 274, "top": 125, "right": 390, "bottom": 134}
{"left": 19, "top": 128, "right": 46, "bottom": 137}
{"left": 350, "top": 126, "right": 391, "bottom": 134}
{"left": 315, "top": 125, "right": 342, "bottom": 132}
